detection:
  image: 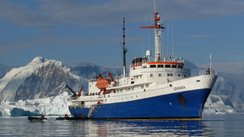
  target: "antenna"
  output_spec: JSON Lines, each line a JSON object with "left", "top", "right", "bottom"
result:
{"left": 140, "top": 0, "right": 165, "bottom": 62}
{"left": 122, "top": 17, "right": 127, "bottom": 78}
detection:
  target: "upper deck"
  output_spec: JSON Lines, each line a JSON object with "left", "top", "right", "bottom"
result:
{"left": 129, "top": 56, "right": 190, "bottom": 84}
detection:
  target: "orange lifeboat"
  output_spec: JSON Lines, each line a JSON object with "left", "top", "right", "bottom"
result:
{"left": 96, "top": 74, "right": 111, "bottom": 89}
{"left": 96, "top": 78, "right": 110, "bottom": 89}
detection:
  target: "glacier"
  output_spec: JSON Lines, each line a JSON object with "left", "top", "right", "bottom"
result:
{"left": 0, "top": 91, "right": 71, "bottom": 116}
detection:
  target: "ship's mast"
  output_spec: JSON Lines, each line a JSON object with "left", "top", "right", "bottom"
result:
{"left": 141, "top": 0, "right": 164, "bottom": 62}
{"left": 154, "top": 0, "right": 161, "bottom": 62}
{"left": 122, "top": 17, "right": 127, "bottom": 78}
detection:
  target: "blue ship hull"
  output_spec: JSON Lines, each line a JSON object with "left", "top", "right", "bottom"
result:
{"left": 69, "top": 88, "right": 211, "bottom": 119}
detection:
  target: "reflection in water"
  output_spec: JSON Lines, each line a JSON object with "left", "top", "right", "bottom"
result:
{"left": 0, "top": 118, "right": 210, "bottom": 137}
{"left": 1, "top": 115, "right": 244, "bottom": 137}
{"left": 84, "top": 120, "right": 210, "bottom": 137}
{"left": 107, "top": 120, "right": 204, "bottom": 136}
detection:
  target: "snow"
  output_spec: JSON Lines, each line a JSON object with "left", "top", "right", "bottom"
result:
{"left": 0, "top": 92, "right": 70, "bottom": 116}
{"left": 203, "top": 94, "right": 235, "bottom": 114}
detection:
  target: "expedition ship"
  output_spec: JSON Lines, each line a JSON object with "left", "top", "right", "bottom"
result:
{"left": 68, "top": 1, "right": 217, "bottom": 119}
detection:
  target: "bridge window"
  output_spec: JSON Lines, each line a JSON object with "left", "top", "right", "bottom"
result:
{"left": 165, "top": 65, "right": 171, "bottom": 68}
{"left": 172, "top": 65, "right": 177, "bottom": 68}
{"left": 158, "top": 65, "right": 164, "bottom": 68}
{"left": 150, "top": 65, "right": 156, "bottom": 68}
{"left": 178, "top": 65, "right": 183, "bottom": 69}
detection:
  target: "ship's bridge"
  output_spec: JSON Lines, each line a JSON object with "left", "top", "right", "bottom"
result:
{"left": 129, "top": 57, "right": 190, "bottom": 84}
{"left": 131, "top": 57, "right": 184, "bottom": 69}
{"left": 146, "top": 60, "right": 184, "bottom": 69}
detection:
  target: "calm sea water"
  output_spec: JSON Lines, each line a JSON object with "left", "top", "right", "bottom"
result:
{"left": 0, "top": 114, "right": 243, "bottom": 137}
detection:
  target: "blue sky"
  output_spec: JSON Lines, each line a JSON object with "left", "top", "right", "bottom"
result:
{"left": 0, "top": 0, "right": 244, "bottom": 68}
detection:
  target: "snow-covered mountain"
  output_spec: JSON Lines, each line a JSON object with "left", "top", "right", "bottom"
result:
{"left": 0, "top": 57, "right": 87, "bottom": 102}
{"left": 208, "top": 62, "right": 244, "bottom": 113}
{"left": 214, "top": 62, "right": 244, "bottom": 102}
